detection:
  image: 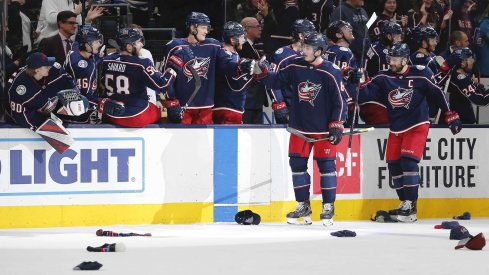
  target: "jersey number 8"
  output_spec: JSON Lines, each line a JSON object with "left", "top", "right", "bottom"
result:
{"left": 105, "top": 74, "right": 130, "bottom": 96}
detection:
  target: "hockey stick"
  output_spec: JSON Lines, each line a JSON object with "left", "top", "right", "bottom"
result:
{"left": 346, "top": 13, "right": 378, "bottom": 167}
{"left": 287, "top": 127, "right": 374, "bottom": 143}
{"left": 184, "top": 64, "right": 202, "bottom": 109}
{"left": 434, "top": 55, "right": 452, "bottom": 123}
{"left": 96, "top": 229, "right": 152, "bottom": 237}
{"left": 107, "top": 39, "right": 120, "bottom": 51}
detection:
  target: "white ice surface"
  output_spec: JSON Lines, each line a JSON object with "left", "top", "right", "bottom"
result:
{"left": 1, "top": 219, "right": 488, "bottom": 275}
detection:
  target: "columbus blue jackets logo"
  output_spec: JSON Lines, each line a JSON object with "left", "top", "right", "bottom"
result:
{"left": 183, "top": 57, "right": 211, "bottom": 82}
{"left": 298, "top": 80, "right": 321, "bottom": 106}
{"left": 388, "top": 88, "right": 414, "bottom": 109}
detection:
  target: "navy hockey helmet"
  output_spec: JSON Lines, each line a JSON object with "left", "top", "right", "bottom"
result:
{"left": 116, "top": 27, "right": 144, "bottom": 49}
{"left": 185, "top": 12, "right": 211, "bottom": 28}
{"left": 76, "top": 25, "right": 103, "bottom": 46}
{"left": 413, "top": 25, "right": 438, "bottom": 46}
{"left": 326, "top": 20, "right": 352, "bottom": 42}
{"left": 303, "top": 31, "right": 328, "bottom": 53}
{"left": 292, "top": 19, "right": 315, "bottom": 40}
{"left": 381, "top": 21, "right": 402, "bottom": 37}
{"left": 222, "top": 21, "right": 245, "bottom": 43}
{"left": 448, "top": 47, "right": 474, "bottom": 68}
{"left": 388, "top": 42, "right": 410, "bottom": 58}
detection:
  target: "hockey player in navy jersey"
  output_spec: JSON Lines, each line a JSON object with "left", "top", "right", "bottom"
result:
{"left": 447, "top": 48, "right": 489, "bottom": 123}
{"left": 409, "top": 26, "right": 444, "bottom": 121}
{"left": 162, "top": 12, "right": 223, "bottom": 124}
{"left": 324, "top": 20, "right": 357, "bottom": 125}
{"left": 258, "top": 31, "right": 346, "bottom": 226}
{"left": 353, "top": 43, "right": 462, "bottom": 222}
{"left": 5, "top": 52, "right": 77, "bottom": 130}
{"left": 299, "top": 0, "right": 335, "bottom": 33}
{"left": 63, "top": 25, "right": 124, "bottom": 123}
{"left": 213, "top": 21, "right": 254, "bottom": 124}
{"left": 101, "top": 27, "right": 192, "bottom": 127}
{"left": 362, "top": 21, "right": 403, "bottom": 125}
{"left": 267, "top": 19, "right": 316, "bottom": 124}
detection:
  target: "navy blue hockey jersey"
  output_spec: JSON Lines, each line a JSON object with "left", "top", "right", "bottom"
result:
{"left": 263, "top": 58, "right": 346, "bottom": 134}
{"left": 102, "top": 52, "right": 174, "bottom": 116}
{"left": 64, "top": 44, "right": 100, "bottom": 105}
{"left": 448, "top": 72, "right": 489, "bottom": 124}
{"left": 359, "top": 65, "right": 451, "bottom": 133}
{"left": 6, "top": 63, "right": 77, "bottom": 130}
{"left": 324, "top": 44, "right": 357, "bottom": 103}
{"left": 267, "top": 45, "right": 302, "bottom": 104}
{"left": 214, "top": 48, "right": 253, "bottom": 113}
{"left": 299, "top": 0, "right": 335, "bottom": 33}
{"left": 163, "top": 38, "right": 222, "bottom": 109}
{"left": 365, "top": 42, "right": 390, "bottom": 77}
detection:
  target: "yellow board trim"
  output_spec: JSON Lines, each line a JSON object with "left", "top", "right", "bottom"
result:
{"left": 1, "top": 198, "right": 488, "bottom": 228}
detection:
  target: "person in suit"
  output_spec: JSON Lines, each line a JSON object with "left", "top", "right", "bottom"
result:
{"left": 38, "top": 11, "right": 78, "bottom": 65}
{"left": 238, "top": 17, "right": 269, "bottom": 124}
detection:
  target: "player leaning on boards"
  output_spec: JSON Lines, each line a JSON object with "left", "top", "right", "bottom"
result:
{"left": 254, "top": 31, "right": 346, "bottom": 226}
{"left": 347, "top": 42, "right": 462, "bottom": 222}
{"left": 101, "top": 27, "right": 193, "bottom": 127}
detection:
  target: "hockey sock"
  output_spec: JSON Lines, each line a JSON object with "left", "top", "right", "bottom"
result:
{"left": 317, "top": 159, "right": 336, "bottom": 203}
{"left": 400, "top": 157, "right": 420, "bottom": 201}
{"left": 290, "top": 157, "right": 310, "bottom": 202}
{"left": 388, "top": 161, "right": 404, "bottom": 201}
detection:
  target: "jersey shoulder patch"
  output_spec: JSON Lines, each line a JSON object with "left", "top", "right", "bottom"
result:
{"left": 53, "top": 62, "right": 61, "bottom": 69}
{"left": 416, "top": 53, "right": 424, "bottom": 58}
{"left": 415, "top": 65, "right": 425, "bottom": 70}
{"left": 275, "top": 48, "right": 284, "bottom": 55}
{"left": 77, "top": 60, "right": 88, "bottom": 68}
{"left": 339, "top": 46, "right": 349, "bottom": 52}
{"left": 457, "top": 73, "right": 467, "bottom": 80}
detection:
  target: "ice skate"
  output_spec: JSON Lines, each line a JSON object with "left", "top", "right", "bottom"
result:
{"left": 320, "top": 203, "right": 334, "bottom": 226}
{"left": 394, "top": 200, "right": 417, "bottom": 222}
{"left": 286, "top": 201, "right": 312, "bottom": 225}
{"left": 388, "top": 201, "right": 405, "bottom": 219}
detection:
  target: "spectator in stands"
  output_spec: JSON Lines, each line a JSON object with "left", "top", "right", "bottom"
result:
{"left": 477, "top": 2, "right": 489, "bottom": 77}
{"left": 234, "top": 0, "right": 278, "bottom": 54}
{"left": 299, "top": 0, "right": 335, "bottom": 34}
{"left": 330, "top": 0, "right": 370, "bottom": 62}
{"left": 239, "top": 17, "right": 269, "bottom": 123}
{"left": 370, "top": 0, "right": 408, "bottom": 43}
{"left": 7, "top": 0, "right": 32, "bottom": 57}
{"left": 450, "top": 0, "right": 478, "bottom": 47}
{"left": 407, "top": 0, "right": 452, "bottom": 30}
{"left": 38, "top": 11, "right": 78, "bottom": 65}
{"left": 35, "top": 0, "right": 104, "bottom": 45}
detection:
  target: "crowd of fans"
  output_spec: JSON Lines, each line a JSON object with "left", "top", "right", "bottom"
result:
{"left": 2, "top": 0, "right": 489, "bottom": 129}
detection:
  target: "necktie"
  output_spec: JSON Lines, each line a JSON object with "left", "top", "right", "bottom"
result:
{"left": 65, "top": 39, "right": 72, "bottom": 55}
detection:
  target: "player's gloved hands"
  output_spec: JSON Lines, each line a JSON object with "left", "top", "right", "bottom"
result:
{"left": 164, "top": 99, "right": 183, "bottom": 123}
{"left": 237, "top": 58, "right": 254, "bottom": 76}
{"left": 98, "top": 98, "right": 125, "bottom": 116}
{"left": 168, "top": 47, "right": 194, "bottom": 71}
{"left": 272, "top": 101, "right": 288, "bottom": 124}
{"left": 328, "top": 121, "right": 344, "bottom": 145}
{"left": 252, "top": 58, "right": 269, "bottom": 80}
{"left": 342, "top": 67, "right": 363, "bottom": 84}
{"left": 445, "top": 110, "right": 462, "bottom": 135}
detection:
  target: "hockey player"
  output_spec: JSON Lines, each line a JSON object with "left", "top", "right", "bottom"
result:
{"left": 213, "top": 21, "right": 254, "bottom": 124}
{"left": 447, "top": 48, "right": 489, "bottom": 123}
{"left": 267, "top": 19, "right": 316, "bottom": 124}
{"left": 162, "top": 12, "right": 223, "bottom": 124}
{"left": 299, "top": 0, "right": 335, "bottom": 33}
{"left": 352, "top": 42, "right": 462, "bottom": 222}
{"left": 409, "top": 25, "right": 444, "bottom": 121}
{"left": 101, "top": 27, "right": 192, "bottom": 127}
{"left": 5, "top": 52, "right": 77, "bottom": 130}
{"left": 63, "top": 25, "right": 123, "bottom": 123}
{"left": 361, "top": 21, "right": 403, "bottom": 125}
{"left": 324, "top": 20, "right": 356, "bottom": 125}
{"left": 258, "top": 31, "right": 347, "bottom": 226}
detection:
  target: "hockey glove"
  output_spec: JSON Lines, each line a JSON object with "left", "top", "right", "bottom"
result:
{"left": 164, "top": 99, "right": 183, "bottom": 123}
{"left": 237, "top": 58, "right": 254, "bottom": 76}
{"left": 342, "top": 67, "right": 363, "bottom": 84}
{"left": 328, "top": 121, "right": 344, "bottom": 145}
{"left": 57, "top": 89, "right": 89, "bottom": 116}
{"left": 168, "top": 47, "right": 194, "bottom": 71}
{"left": 97, "top": 98, "right": 125, "bottom": 116}
{"left": 252, "top": 58, "right": 269, "bottom": 80}
{"left": 445, "top": 111, "right": 462, "bottom": 135}
{"left": 272, "top": 101, "right": 288, "bottom": 124}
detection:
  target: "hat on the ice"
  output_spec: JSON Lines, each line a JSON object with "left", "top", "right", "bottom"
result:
{"left": 73, "top": 261, "right": 103, "bottom": 270}
{"left": 235, "top": 210, "right": 261, "bottom": 225}
{"left": 331, "top": 230, "right": 356, "bottom": 237}
{"left": 455, "top": 232, "right": 486, "bottom": 250}
{"left": 434, "top": 221, "right": 460, "bottom": 229}
{"left": 453, "top": 212, "right": 471, "bottom": 220}
{"left": 26, "top": 52, "right": 56, "bottom": 68}
{"left": 371, "top": 210, "right": 397, "bottom": 223}
{"left": 450, "top": 225, "right": 472, "bottom": 240}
